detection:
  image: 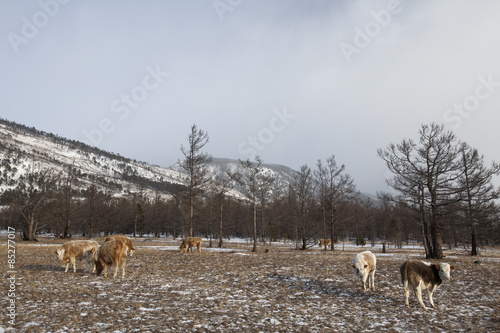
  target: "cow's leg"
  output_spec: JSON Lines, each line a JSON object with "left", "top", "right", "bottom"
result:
{"left": 403, "top": 281, "right": 410, "bottom": 308}
{"left": 121, "top": 258, "right": 126, "bottom": 278}
{"left": 65, "top": 262, "right": 70, "bottom": 273}
{"left": 113, "top": 259, "right": 119, "bottom": 278}
{"left": 415, "top": 283, "right": 428, "bottom": 311}
{"left": 362, "top": 279, "right": 366, "bottom": 292}
{"left": 428, "top": 287, "right": 436, "bottom": 308}
{"left": 72, "top": 258, "right": 77, "bottom": 273}
{"left": 371, "top": 270, "right": 376, "bottom": 290}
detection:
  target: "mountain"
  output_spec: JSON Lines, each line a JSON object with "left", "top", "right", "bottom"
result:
{"left": 0, "top": 118, "right": 379, "bottom": 206}
{"left": 0, "top": 118, "right": 184, "bottom": 200}
{"left": 168, "top": 157, "right": 298, "bottom": 197}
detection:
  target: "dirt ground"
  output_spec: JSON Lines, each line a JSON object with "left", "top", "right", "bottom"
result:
{"left": 1, "top": 237, "right": 499, "bottom": 332}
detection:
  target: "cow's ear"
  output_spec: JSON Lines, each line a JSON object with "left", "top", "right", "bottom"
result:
{"left": 435, "top": 264, "right": 440, "bottom": 269}
{"left": 450, "top": 265, "right": 455, "bottom": 270}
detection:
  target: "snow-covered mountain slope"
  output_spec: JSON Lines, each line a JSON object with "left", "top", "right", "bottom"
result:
{"left": 0, "top": 119, "right": 184, "bottom": 199}
{"left": 0, "top": 119, "right": 379, "bottom": 205}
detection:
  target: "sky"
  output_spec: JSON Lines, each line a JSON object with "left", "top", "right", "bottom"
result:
{"left": 1, "top": 0, "right": 499, "bottom": 195}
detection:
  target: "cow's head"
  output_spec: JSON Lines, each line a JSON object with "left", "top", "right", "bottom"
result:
{"left": 95, "top": 260, "right": 104, "bottom": 276}
{"left": 55, "top": 248, "right": 65, "bottom": 261}
{"left": 436, "top": 263, "right": 454, "bottom": 282}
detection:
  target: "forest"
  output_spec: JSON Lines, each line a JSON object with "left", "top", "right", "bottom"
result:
{"left": 1, "top": 122, "right": 499, "bottom": 259}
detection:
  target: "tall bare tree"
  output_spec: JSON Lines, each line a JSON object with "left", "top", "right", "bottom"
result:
{"left": 231, "top": 156, "right": 273, "bottom": 252}
{"left": 378, "top": 123, "right": 463, "bottom": 259}
{"left": 290, "top": 164, "right": 315, "bottom": 250}
{"left": 457, "top": 143, "right": 500, "bottom": 255}
{"left": 179, "top": 124, "right": 212, "bottom": 237}
{"left": 207, "top": 172, "right": 233, "bottom": 247}
{"left": 315, "top": 155, "right": 356, "bottom": 250}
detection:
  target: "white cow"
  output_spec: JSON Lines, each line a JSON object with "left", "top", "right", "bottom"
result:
{"left": 352, "top": 250, "right": 376, "bottom": 292}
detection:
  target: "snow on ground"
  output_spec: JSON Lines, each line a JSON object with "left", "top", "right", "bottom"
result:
{"left": 1, "top": 238, "right": 499, "bottom": 332}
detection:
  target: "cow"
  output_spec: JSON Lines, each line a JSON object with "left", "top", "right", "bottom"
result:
{"left": 95, "top": 239, "right": 127, "bottom": 278}
{"left": 400, "top": 260, "right": 455, "bottom": 310}
{"left": 54, "top": 240, "right": 99, "bottom": 273}
{"left": 318, "top": 239, "right": 331, "bottom": 248}
{"left": 179, "top": 237, "right": 202, "bottom": 254}
{"left": 104, "top": 235, "right": 135, "bottom": 256}
{"left": 352, "top": 250, "right": 376, "bottom": 292}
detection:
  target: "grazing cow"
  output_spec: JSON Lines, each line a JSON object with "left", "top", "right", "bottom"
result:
{"left": 318, "top": 239, "right": 331, "bottom": 248}
{"left": 400, "top": 260, "right": 455, "bottom": 310}
{"left": 54, "top": 240, "right": 99, "bottom": 273}
{"left": 95, "top": 239, "right": 127, "bottom": 278}
{"left": 179, "top": 237, "right": 202, "bottom": 254}
{"left": 352, "top": 250, "right": 376, "bottom": 292}
{"left": 104, "top": 235, "right": 135, "bottom": 256}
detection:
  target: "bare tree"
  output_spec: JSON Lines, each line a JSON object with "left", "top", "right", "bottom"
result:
{"left": 60, "top": 164, "right": 77, "bottom": 239}
{"left": 457, "top": 143, "right": 500, "bottom": 255}
{"left": 207, "top": 172, "right": 233, "bottom": 247}
{"left": 315, "top": 155, "right": 356, "bottom": 250}
{"left": 11, "top": 169, "right": 54, "bottom": 241}
{"left": 378, "top": 123, "right": 463, "bottom": 259}
{"left": 230, "top": 156, "right": 273, "bottom": 252}
{"left": 290, "top": 165, "right": 315, "bottom": 250}
{"left": 179, "top": 124, "right": 213, "bottom": 237}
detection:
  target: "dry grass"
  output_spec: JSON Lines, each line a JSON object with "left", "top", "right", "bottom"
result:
{"left": 1, "top": 237, "right": 499, "bottom": 332}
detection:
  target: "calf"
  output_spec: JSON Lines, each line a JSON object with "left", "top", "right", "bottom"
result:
{"left": 179, "top": 237, "right": 202, "bottom": 254}
{"left": 352, "top": 250, "right": 376, "bottom": 292}
{"left": 54, "top": 240, "right": 99, "bottom": 273}
{"left": 104, "top": 235, "right": 135, "bottom": 256}
{"left": 318, "top": 239, "right": 331, "bottom": 248}
{"left": 400, "top": 260, "right": 454, "bottom": 310}
{"left": 95, "top": 239, "right": 127, "bottom": 278}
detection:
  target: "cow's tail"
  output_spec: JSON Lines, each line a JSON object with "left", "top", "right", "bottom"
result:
{"left": 401, "top": 261, "right": 408, "bottom": 286}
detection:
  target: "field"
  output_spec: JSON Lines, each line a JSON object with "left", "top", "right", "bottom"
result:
{"left": 1, "top": 236, "right": 499, "bottom": 332}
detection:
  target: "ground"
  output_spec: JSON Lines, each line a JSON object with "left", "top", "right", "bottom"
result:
{"left": 1, "top": 237, "right": 499, "bottom": 332}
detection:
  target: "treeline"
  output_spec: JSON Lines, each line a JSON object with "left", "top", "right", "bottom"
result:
{"left": 0, "top": 122, "right": 499, "bottom": 257}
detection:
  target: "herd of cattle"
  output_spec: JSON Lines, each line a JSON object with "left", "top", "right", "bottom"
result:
{"left": 53, "top": 236, "right": 455, "bottom": 310}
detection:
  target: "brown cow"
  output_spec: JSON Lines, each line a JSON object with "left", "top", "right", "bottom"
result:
{"left": 179, "top": 237, "right": 202, "bottom": 254}
{"left": 104, "top": 235, "right": 135, "bottom": 256}
{"left": 54, "top": 240, "right": 99, "bottom": 273}
{"left": 95, "top": 239, "right": 128, "bottom": 278}
{"left": 318, "top": 239, "right": 332, "bottom": 248}
{"left": 400, "top": 260, "right": 455, "bottom": 310}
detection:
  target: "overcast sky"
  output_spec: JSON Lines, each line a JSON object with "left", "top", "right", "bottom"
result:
{"left": 1, "top": 0, "right": 499, "bottom": 194}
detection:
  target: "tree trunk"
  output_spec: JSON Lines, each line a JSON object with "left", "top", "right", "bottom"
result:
{"left": 470, "top": 223, "right": 478, "bottom": 256}
{"left": 218, "top": 198, "right": 224, "bottom": 248}
{"left": 252, "top": 198, "right": 257, "bottom": 252}
{"left": 430, "top": 209, "right": 443, "bottom": 259}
